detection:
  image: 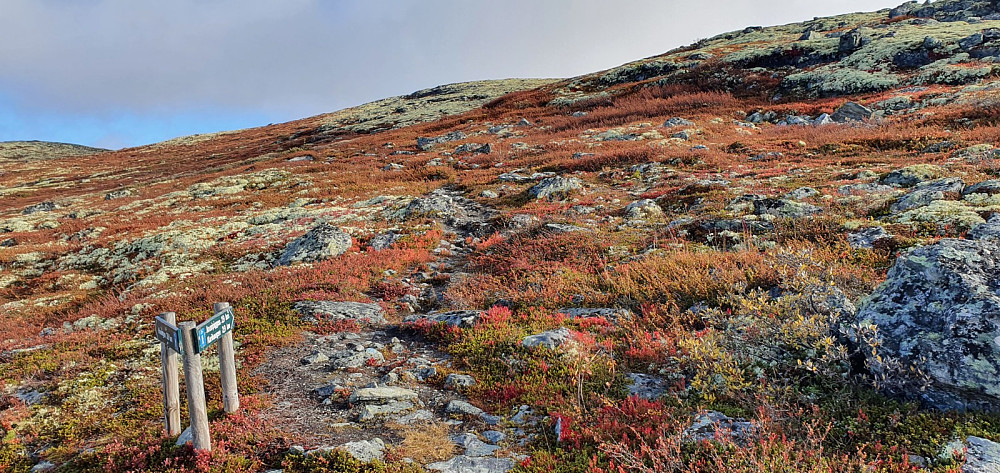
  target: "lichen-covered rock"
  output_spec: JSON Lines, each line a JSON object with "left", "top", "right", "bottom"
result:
{"left": 339, "top": 438, "right": 386, "bottom": 462}
{"left": 882, "top": 164, "right": 945, "bottom": 187}
{"left": 349, "top": 387, "right": 418, "bottom": 404}
{"left": 964, "top": 436, "right": 1000, "bottom": 473}
{"left": 293, "top": 301, "right": 387, "bottom": 324}
{"left": 727, "top": 194, "right": 821, "bottom": 219}
{"left": 894, "top": 200, "right": 986, "bottom": 230}
{"left": 683, "top": 411, "right": 756, "bottom": 445}
{"left": 417, "top": 131, "right": 467, "bottom": 151}
{"left": 529, "top": 176, "right": 584, "bottom": 200}
{"left": 276, "top": 223, "right": 352, "bottom": 266}
{"left": 855, "top": 232, "right": 1000, "bottom": 411}
{"left": 848, "top": 226, "right": 893, "bottom": 249}
{"left": 624, "top": 199, "right": 664, "bottom": 219}
{"left": 786, "top": 187, "right": 820, "bottom": 200}
{"left": 890, "top": 177, "right": 965, "bottom": 213}
{"left": 969, "top": 214, "right": 1000, "bottom": 242}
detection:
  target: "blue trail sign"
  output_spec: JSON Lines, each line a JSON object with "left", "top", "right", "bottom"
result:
{"left": 194, "top": 307, "right": 235, "bottom": 353}
{"left": 154, "top": 315, "right": 182, "bottom": 353}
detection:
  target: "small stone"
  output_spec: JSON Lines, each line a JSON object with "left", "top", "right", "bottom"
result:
{"left": 624, "top": 199, "right": 664, "bottom": 219}
{"left": 446, "top": 400, "right": 484, "bottom": 417}
{"left": 521, "top": 327, "right": 574, "bottom": 350}
{"left": 528, "top": 176, "right": 584, "bottom": 200}
{"left": 301, "top": 350, "right": 329, "bottom": 365}
{"left": 444, "top": 374, "right": 476, "bottom": 391}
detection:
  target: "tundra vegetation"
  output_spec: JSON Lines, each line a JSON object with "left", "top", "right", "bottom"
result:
{"left": 4, "top": 1, "right": 1000, "bottom": 472}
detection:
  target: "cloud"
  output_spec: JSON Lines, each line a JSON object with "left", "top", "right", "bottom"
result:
{"left": 0, "top": 0, "right": 902, "bottom": 146}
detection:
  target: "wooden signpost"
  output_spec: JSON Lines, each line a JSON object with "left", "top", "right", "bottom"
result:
{"left": 156, "top": 303, "right": 239, "bottom": 452}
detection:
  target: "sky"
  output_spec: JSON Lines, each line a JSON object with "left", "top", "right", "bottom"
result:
{"left": 0, "top": 0, "right": 903, "bottom": 149}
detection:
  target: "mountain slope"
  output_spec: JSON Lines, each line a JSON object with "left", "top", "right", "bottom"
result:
{"left": 2, "top": 1, "right": 1000, "bottom": 472}
{"left": 0, "top": 140, "right": 108, "bottom": 162}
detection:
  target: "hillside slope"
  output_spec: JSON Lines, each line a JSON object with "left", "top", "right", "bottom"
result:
{"left": 0, "top": 141, "right": 108, "bottom": 162}
{"left": 2, "top": 1, "right": 1000, "bottom": 472}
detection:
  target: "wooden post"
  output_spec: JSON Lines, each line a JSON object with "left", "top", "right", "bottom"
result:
{"left": 214, "top": 302, "right": 240, "bottom": 414}
{"left": 159, "top": 312, "right": 182, "bottom": 436}
{"left": 179, "top": 321, "right": 211, "bottom": 452}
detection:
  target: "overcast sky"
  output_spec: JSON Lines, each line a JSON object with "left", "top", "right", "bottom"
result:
{"left": 0, "top": 0, "right": 902, "bottom": 149}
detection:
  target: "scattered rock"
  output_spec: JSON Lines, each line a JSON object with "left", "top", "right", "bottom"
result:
{"left": 293, "top": 301, "right": 387, "bottom": 325}
{"left": 624, "top": 199, "right": 664, "bottom": 219}
{"left": 848, "top": 227, "right": 893, "bottom": 249}
{"left": 301, "top": 350, "right": 329, "bottom": 365}
{"left": 22, "top": 201, "right": 56, "bottom": 215}
{"left": 683, "top": 411, "right": 756, "bottom": 445}
{"left": 727, "top": 195, "right": 821, "bottom": 219}
{"left": 403, "top": 188, "right": 498, "bottom": 235}
{"left": 276, "top": 223, "right": 352, "bottom": 266}
{"left": 104, "top": 189, "right": 133, "bottom": 200}
{"left": 0, "top": 238, "right": 16, "bottom": 247}
{"left": 521, "top": 327, "right": 574, "bottom": 350}
{"left": 628, "top": 373, "right": 667, "bottom": 400}
{"left": 831, "top": 102, "right": 874, "bottom": 122}
{"left": 969, "top": 214, "right": 1000, "bottom": 242}
{"left": 340, "top": 438, "right": 386, "bottom": 462}
{"left": 882, "top": 165, "right": 944, "bottom": 187}
{"left": 418, "top": 131, "right": 467, "bottom": 151}
{"left": 855, "top": 234, "right": 1000, "bottom": 411}
{"left": 965, "top": 180, "right": 1000, "bottom": 196}
{"left": 404, "top": 310, "right": 482, "bottom": 328}
{"left": 446, "top": 399, "right": 484, "bottom": 417}
{"left": 453, "top": 433, "right": 502, "bottom": 457}
{"left": 890, "top": 177, "right": 965, "bottom": 213}
{"left": 528, "top": 177, "right": 584, "bottom": 200}
{"left": 786, "top": 187, "right": 820, "bottom": 200}
{"left": 455, "top": 143, "right": 492, "bottom": 155}
{"left": 444, "top": 374, "right": 476, "bottom": 391}
{"left": 664, "top": 117, "right": 696, "bottom": 128}
{"left": 369, "top": 232, "right": 401, "bottom": 250}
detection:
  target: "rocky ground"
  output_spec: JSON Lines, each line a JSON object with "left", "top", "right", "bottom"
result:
{"left": 5, "top": 1, "right": 1000, "bottom": 472}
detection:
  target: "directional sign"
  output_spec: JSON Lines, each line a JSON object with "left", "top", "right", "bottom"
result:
{"left": 194, "top": 307, "right": 235, "bottom": 353}
{"left": 155, "top": 315, "right": 182, "bottom": 353}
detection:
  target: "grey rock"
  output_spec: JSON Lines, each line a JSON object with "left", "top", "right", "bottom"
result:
{"left": 276, "top": 223, "right": 352, "bottom": 266}
{"left": 786, "top": 187, "right": 820, "bottom": 200}
{"left": 528, "top": 176, "right": 584, "bottom": 200}
{"left": 813, "top": 113, "right": 834, "bottom": 126}
{"left": 964, "top": 436, "right": 1000, "bottom": 473}
{"left": 855, "top": 237, "right": 1000, "bottom": 411}
{"left": 594, "top": 129, "right": 640, "bottom": 142}
{"left": 800, "top": 30, "right": 820, "bottom": 40}
{"left": 446, "top": 399, "right": 485, "bottom": 417}
{"left": 480, "top": 190, "right": 499, "bottom": 199}
{"left": 0, "top": 238, "right": 15, "bottom": 247}
{"left": 359, "top": 401, "right": 416, "bottom": 421}
{"left": 330, "top": 348, "right": 385, "bottom": 369}
{"left": 14, "top": 389, "right": 44, "bottom": 406}
{"left": 683, "top": 411, "right": 756, "bottom": 445}
{"left": 890, "top": 177, "right": 965, "bottom": 213}
{"left": 394, "top": 409, "right": 435, "bottom": 425}
{"left": 340, "top": 438, "right": 386, "bottom": 462}
{"left": 831, "top": 102, "right": 874, "bottom": 123}
{"left": 30, "top": 462, "right": 55, "bottom": 473}
{"left": 404, "top": 310, "right": 482, "bottom": 328}
{"left": 403, "top": 188, "right": 498, "bottom": 235}
{"left": 624, "top": 199, "right": 664, "bottom": 219}
{"left": 104, "top": 189, "right": 133, "bottom": 200}
{"left": 349, "top": 387, "right": 418, "bottom": 404}
{"left": 383, "top": 163, "right": 404, "bottom": 171}
{"left": 544, "top": 223, "right": 590, "bottom": 233}
{"left": 882, "top": 165, "right": 944, "bottom": 187}
{"left": 848, "top": 227, "right": 893, "bottom": 250}
{"left": 453, "top": 433, "right": 502, "bottom": 457}
{"left": 802, "top": 284, "right": 857, "bottom": 318}
{"left": 418, "top": 131, "right": 467, "bottom": 151}
{"left": 961, "top": 32, "right": 986, "bottom": 51}
{"left": 521, "top": 327, "right": 574, "bottom": 350}
{"left": 444, "top": 374, "right": 476, "bottom": 391}
{"left": 175, "top": 426, "right": 193, "bottom": 446}
{"left": 455, "top": 143, "right": 492, "bottom": 155}
{"left": 556, "top": 307, "right": 631, "bottom": 322}
{"left": 838, "top": 182, "right": 897, "bottom": 195}
{"left": 838, "top": 29, "right": 871, "bottom": 52}
{"left": 22, "top": 201, "right": 56, "bottom": 215}
{"left": 664, "top": 117, "right": 696, "bottom": 128}
{"left": 965, "top": 180, "right": 1000, "bottom": 196}
{"left": 727, "top": 195, "right": 821, "bottom": 219}
{"left": 924, "top": 140, "right": 957, "bottom": 154}
{"left": 369, "top": 232, "right": 401, "bottom": 250}
{"left": 301, "top": 350, "right": 329, "bottom": 365}
{"left": 426, "top": 456, "right": 514, "bottom": 473}
{"left": 293, "top": 301, "right": 387, "bottom": 325}
{"left": 969, "top": 214, "right": 1000, "bottom": 242}
{"left": 628, "top": 373, "right": 667, "bottom": 400}
{"left": 483, "top": 430, "right": 506, "bottom": 444}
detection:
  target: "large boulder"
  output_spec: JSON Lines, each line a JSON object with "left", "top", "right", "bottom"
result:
{"left": 831, "top": 101, "right": 874, "bottom": 122}
{"left": 276, "top": 223, "right": 352, "bottom": 266}
{"left": 854, "top": 227, "right": 1000, "bottom": 411}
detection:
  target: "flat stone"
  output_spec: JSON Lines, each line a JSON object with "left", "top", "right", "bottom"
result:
{"left": 521, "top": 327, "right": 574, "bottom": 350}
{"left": 426, "top": 456, "right": 514, "bottom": 473}
{"left": 446, "top": 399, "right": 484, "bottom": 417}
{"left": 964, "top": 436, "right": 1000, "bottom": 473}
{"left": 276, "top": 223, "right": 352, "bottom": 266}
{"left": 393, "top": 409, "right": 435, "bottom": 425}
{"left": 453, "top": 433, "right": 501, "bottom": 457}
{"left": 349, "top": 387, "right": 418, "bottom": 404}
{"left": 358, "top": 401, "right": 416, "bottom": 421}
